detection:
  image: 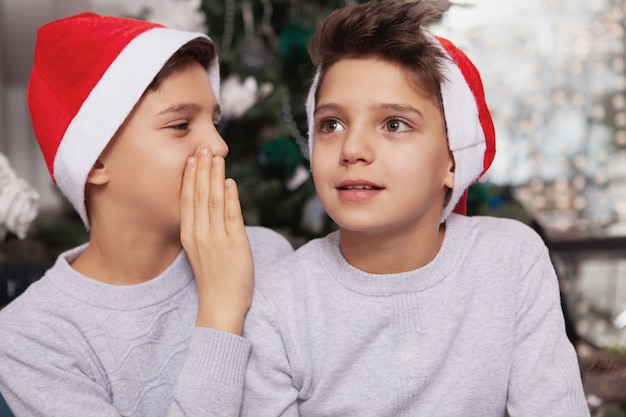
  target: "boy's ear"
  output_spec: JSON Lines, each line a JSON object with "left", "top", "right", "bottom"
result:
{"left": 444, "top": 153, "right": 455, "bottom": 189}
{"left": 86, "top": 159, "right": 110, "bottom": 185}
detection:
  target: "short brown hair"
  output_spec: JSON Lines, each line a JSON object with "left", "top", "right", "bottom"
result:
{"left": 147, "top": 37, "right": 217, "bottom": 91}
{"left": 308, "top": 0, "right": 448, "bottom": 105}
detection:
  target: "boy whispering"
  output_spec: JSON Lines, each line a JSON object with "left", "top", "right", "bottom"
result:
{"left": 0, "top": 13, "right": 292, "bottom": 416}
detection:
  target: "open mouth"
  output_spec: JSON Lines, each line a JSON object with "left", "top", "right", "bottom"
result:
{"left": 338, "top": 184, "right": 382, "bottom": 190}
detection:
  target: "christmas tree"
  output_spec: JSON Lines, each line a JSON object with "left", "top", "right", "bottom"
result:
{"left": 29, "top": 0, "right": 523, "bottom": 256}
{"left": 196, "top": 0, "right": 461, "bottom": 245}
{"left": 203, "top": 0, "right": 357, "bottom": 245}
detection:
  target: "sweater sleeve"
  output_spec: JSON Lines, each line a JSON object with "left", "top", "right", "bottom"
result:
{"left": 240, "top": 288, "right": 301, "bottom": 416}
{"left": 506, "top": 243, "right": 590, "bottom": 417}
{"left": 0, "top": 321, "right": 250, "bottom": 417}
{"left": 169, "top": 327, "right": 252, "bottom": 417}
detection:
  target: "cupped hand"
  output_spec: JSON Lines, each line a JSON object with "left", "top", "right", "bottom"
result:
{"left": 180, "top": 147, "right": 254, "bottom": 335}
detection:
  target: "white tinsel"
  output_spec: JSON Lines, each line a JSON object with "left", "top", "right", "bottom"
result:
{"left": 220, "top": 74, "right": 274, "bottom": 120}
{"left": 0, "top": 153, "right": 39, "bottom": 240}
{"left": 122, "top": 0, "right": 207, "bottom": 32}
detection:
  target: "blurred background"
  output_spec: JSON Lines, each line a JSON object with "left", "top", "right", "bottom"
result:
{"left": 0, "top": 0, "right": 625, "bottom": 415}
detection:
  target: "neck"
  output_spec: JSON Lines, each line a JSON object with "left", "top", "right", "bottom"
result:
{"left": 339, "top": 222, "right": 445, "bottom": 274}
{"left": 71, "top": 225, "right": 182, "bottom": 285}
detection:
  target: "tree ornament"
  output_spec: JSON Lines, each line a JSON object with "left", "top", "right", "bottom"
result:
{"left": 278, "top": 25, "right": 311, "bottom": 64}
{"left": 237, "top": 36, "right": 274, "bottom": 76}
{"left": 257, "top": 137, "right": 302, "bottom": 180}
{"left": 236, "top": 0, "right": 274, "bottom": 76}
{"left": 281, "top": 94, "right": 309, "bottom": 160}
{"left": 220, "top": 74, "right": 274, "bottom": 120}
{"left": 125, "top": 0, "right": 207, "bottom": 32}
{"left": 466, "top": 182, "right": 489, "bottom": 216}
{"left": 0, "top": 153, "right": 39, "bottom": 240}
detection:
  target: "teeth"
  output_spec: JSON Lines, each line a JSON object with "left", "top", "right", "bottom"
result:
{"left": 344, "top": 185, "right": 373, "bottom": 190}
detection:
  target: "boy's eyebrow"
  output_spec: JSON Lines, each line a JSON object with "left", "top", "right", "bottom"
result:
{"left": 314, "top": 103, "right": 343, "bottom": 115}
{"left": 377, "top": 103, "right": 424, "bottom": 119}
{"left": 157, "top": 103, "right": 223, "bottom": 119}
{"left": 315, "top": 103, "right": 424, "bottom": 120}
{"left": 158, "top": 103, "right": 201, "bottom": 115}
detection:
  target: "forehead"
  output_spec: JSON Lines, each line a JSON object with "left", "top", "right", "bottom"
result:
{"left": 122, "top": 63, "right": 219, "bottom": 126}
{"left": 316, "top": 58, "right": 439, "bottom": 108}
{"left": 145, "top": 63, "right": 215, "bottom": 99}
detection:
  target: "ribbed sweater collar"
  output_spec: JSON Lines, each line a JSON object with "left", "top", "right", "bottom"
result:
{"left": 324, "top": 214, "right": 468, "bottom": 296}
{"left": 46, "top": 244, "right": 194, "bottom": 310}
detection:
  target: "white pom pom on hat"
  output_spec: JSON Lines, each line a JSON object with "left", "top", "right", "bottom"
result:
{"left": 305, "top": 32, "right": 496, "bottom": 223}
{"left": 27, "top": 13, "right": 220, "bottom": 228}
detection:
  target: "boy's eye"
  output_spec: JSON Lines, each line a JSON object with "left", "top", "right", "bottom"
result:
{"left": 168, "top": 122, "right": 189, "bottom": 131}
{"left": 385, "top": 119, "right": 410, "bottom": 132}
{"left": 320, "top": 119, "right": 345, "bottom": 133}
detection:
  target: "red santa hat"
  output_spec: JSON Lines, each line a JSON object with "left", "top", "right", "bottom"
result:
{"left": 305, "top": 32, "right": 496, "bottom": 222}
{"left": 28, "top": 13, "right": 220, "bottom": 227}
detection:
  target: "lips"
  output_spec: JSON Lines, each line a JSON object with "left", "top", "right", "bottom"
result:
{"left": 336, "top": 180, "right": 383, "bottom": 191}
{"left": 339, "top": 184, "right": 380, "bottom": 190}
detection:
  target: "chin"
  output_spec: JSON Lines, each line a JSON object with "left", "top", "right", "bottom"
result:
{"left": 336, "top": 222, "right": 386, "bottom": 235}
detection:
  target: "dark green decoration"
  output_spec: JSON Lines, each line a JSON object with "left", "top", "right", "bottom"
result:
{"left": 278, "top": 25, "right": 312, "bottom": 64}
{"left": 257, "top": 137, "right": 302, "bottom": 179}
{"left": 466, "top": 182, "right": 490, "bottom": 216}
{"left": 467, "top": 182, "right": 532, "bottom": 224}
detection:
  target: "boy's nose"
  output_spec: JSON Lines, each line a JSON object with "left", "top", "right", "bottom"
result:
{"left": 341, "top": 128, "right": 373, "bottom": 164}
{"left": 199, "top": 125, "right": 229, "bottom": 158}
{"left": 211, "top": 135, "right": 229, "bottom": 158}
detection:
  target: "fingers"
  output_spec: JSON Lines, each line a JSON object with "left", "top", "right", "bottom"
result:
{"left": 193, "top": 148, "right": 212, "bottom": 236}
{"left": 180, "top": 154, "right": 197, "bottom": 245}
{"left": 224, "top": 178, "right": 246, "bottom": 237}
{"left": 179, "top": 147, "right": 253, "bottom": 335}
{"left": 180, "top": 147, "right": 244, "bottom": 243}
{"left": 208, "top": 153, "right": 226, "bottom": 236}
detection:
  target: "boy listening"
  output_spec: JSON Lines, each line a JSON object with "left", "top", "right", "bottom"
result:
{"left": 240, "top": 1, "right": 589, "bottom": 415}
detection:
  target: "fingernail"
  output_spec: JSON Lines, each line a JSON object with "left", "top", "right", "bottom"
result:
{"left": 212, "top": 156, "right": 221, "bottom": 165}
{"left": 187, "top": 157, "right": 196, "bottom": 167}
{"left": 199, "top": 147, "right": 209, "bottom": 157}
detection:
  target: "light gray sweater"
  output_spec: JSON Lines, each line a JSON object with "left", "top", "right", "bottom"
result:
{"left": 0, "top": 226, "right": 293, "bottom": 417}
{"left": 242, "top": 215, "right": 590, "bottom": 416}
